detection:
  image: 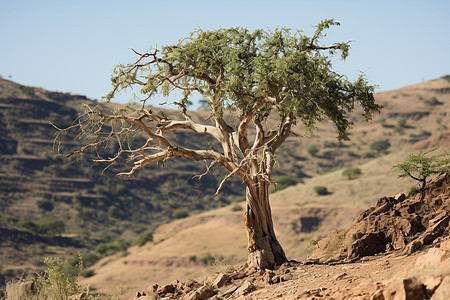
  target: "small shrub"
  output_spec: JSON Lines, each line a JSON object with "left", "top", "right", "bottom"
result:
{"left": 16, "top": 219, "right": 39, "bottom": 233}
{"left": 134, "top": 229, "right": 153, "bottom": 247}
{"left": 189, "top": 255, "right": 197, "bottom": 262}
{"left": 342, "top": 167, "right": 362, "bottom": 180}
{"left": 408, "top": 186, "right": 420, "bottom": 197}
{"left": 35, "top": 217, "right": 65, "bottom": 236}
{"left": 0, "top": 214, "right": 19, "bottom": 225}
{"left": 314, "top": 186, "right": 329, "bottom": 196}
{"left": 80, "top": 269, "right": 95, "bottom": 278}
{"left": 307, "top": 144, "right": 319, "bottom": 156}
{"left": 36, "top": 200, "right": 54, "bottom": 212}
{"left": 230, "top": 203, "right": 243, "bottom": 211}
{"left": 394, "top": 118, "right": 407, "bottom": 133}
{"left": 6, "top": 257, "right": 97, "bottom": 300}
{"left": 370, "top": 140, "right": 391, "bottom": 155}
{"left": 172, "top": 209, "right": 189, "bottom": 219}
{"left": 271, "top": 176, "right": 304, "bottom": 192}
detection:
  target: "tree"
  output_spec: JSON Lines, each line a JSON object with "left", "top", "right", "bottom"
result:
{"left": 342, "top": 166, "right": 362, "bottom": 180}
{"left": 393, "top": 146, "right": 450, "bottom": 198}
{"left": 56, "top": 20, "right": 381, "bottom": 269}
{"left": 370, "top": 139, "right": 390, "bottom": 156}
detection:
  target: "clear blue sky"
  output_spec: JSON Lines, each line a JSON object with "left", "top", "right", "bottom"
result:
{"left": 1, "top": 0, "right": 449, "bottom": 104}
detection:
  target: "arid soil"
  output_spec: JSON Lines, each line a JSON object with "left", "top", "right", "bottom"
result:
{"left": 133, "top": 174, "right": 450, "bottom": 299}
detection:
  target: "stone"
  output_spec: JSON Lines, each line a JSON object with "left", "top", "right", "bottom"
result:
{"left": 415, "top": 248, "right": 448, "bottom": 267}
{"left": 394, "top": 193, "right": 406, "bottom": 202}
{"left": 183, "top": 284, "right": 214, "bottom": 300}
{"left": 440, "top": 239, "right": 450, "bottom": 251}
{"left": 432, "top": 275, "right": 450, "bottom": 300}
{"left": 157, "top": 283, "right": 175, "bottom": 295}
{"left": 382, "top": 278, "right": 425, "bottom": 300}
{"left": 234, "top": 281, "right": 255, "bottom": 295}
{"left": 212, "top": 273, "right": 230, "bottom": 288}
{"left": 423, "top": 276, "right": 443, "bottom": 297}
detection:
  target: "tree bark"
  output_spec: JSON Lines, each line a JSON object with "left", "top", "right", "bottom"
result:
{"left": 244, "top": 179, "right": 288, "bottom": 269}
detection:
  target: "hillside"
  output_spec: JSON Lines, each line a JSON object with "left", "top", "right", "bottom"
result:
{"left": 1, "top": 76, "right": 450, "bottom": 297}
{"left": 76, "top": 78, "right": 450, "bottom": 298}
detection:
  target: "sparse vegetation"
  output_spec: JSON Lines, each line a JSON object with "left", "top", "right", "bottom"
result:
{"left": 133, "top": 229, "right": 153, "bottom": 247}
{"left": 370, "top": 140, "right": 391, "bottom": 156}
{"left": 342, "top": 167, "right": 362, "bottom": 180}
{"left": 270, "top": 176, "right": 304, "bottom": 193}
{"left": 307, "top": 144, "right": 320, "bottom": 156}
{"left": 172, "top": 209, "right": 189, "bottom": 219}
{"left": 314, "top": 186, "right": 330, "bottom": 196}
{"left": 393, "top": 146, "right": 450, "bottom": 197}
{"left": 5, "top": 257, "right": 97, "bottom": 300}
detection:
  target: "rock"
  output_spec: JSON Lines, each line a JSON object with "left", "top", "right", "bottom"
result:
{"left": 234, "top": 281, "right": 255, "bottom": 295}
{"left": 212, "top": 273, "right": 230, "bottom": 288}
{"left": 280, "top": 273, "right": 293, "bottom": 281}
{"left": 440, "top": 239, "right": 450, "bottom": 251}
{"left": 382, "top": 278, "right": 425, "bottom": 300}
{"left": 415, "top": 248, "right": 448, "bottom": 267}
{"left": 183, "top": 284, "right": 214, "bottom": 300}
{"left": 395, "top": 193, "right": 406, "bottom": 202}
{"left": 423, "top": 276, "right": 443, "bottom": 297}
{"left": 432, "top": 275, "right": 450, "bottom": 300}
{"left": 263, "top": 270, "right": 275, "bottom": 284}
{"left": 335, "top": 272, "right": 347, "bottom": 280}
{"left": 157, "top": 283, "right": 175, "bottom": 295}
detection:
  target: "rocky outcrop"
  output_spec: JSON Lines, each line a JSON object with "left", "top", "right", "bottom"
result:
{"left": 310, "top": 173, "right": 450, "bottom": 262}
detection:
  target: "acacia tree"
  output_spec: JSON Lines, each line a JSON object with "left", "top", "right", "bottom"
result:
{"left": 58, "top": 20, "right": 381, "bottom": 269}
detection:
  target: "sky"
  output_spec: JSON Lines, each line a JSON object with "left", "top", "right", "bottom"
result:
{"left": 1, "top": 0, "right": 449, "bottom": 106}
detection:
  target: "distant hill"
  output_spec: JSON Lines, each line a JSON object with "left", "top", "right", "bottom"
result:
{"left": 1, "top": 76, "right": 450, "bottom": 294}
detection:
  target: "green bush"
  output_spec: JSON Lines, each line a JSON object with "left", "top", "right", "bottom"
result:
{"left": 35, "top": 217, "right": 65, "bottom": 236}
{"left": 314, "top": 186, "right": 329, "bottom": 196}
{"left": 16, "top": 220, "right": 39, "bottom": 233}
{"left": 408, "top": 186, "right": 421, "bottom": 197}
{"left": 342, "top": 167, "right": 362, "bottom": 180}
{"left": 271, "top": 176, "right": 304, "bottom": 192}
{"left": 307, "top": 144, "right": 319, "bottom": 156}
{"left": 370, "top": 140, "right": 391, "bottom": 155}
{"left": 172, "top": 209, "right": 189, "bottom": 219}
{"left": 0, "top": 214, "right": 19, "bottom": 225}
{"left": 6, "top": 257, "right": 97, "bottom": 300}
{"left": 80, "top": 269, "right": 95, "bottom": 278}
{"left": 134, "top": 229, "right": 153, "bottom": 247}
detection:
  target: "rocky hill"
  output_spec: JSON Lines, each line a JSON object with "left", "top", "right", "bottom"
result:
{"left": 1, "top": 76, "right": 450, "bottom": 297}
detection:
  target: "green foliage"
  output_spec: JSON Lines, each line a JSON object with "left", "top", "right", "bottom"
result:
{"left": 342, "top": 167, "right": 362, "bottom": 180}
{"left": 133, "top": 229, "right": 153, "bottom": 247}
{"left": 6, "top": 257, "right": 97, "bottom": 300}
{"left": 0, "top": 214, "right": 19, "bottom": 225}
{"left": 441, "top": 75, "right": 450, "bottom": 82}
{"left": 394, "top": 118, "right": 407, "bottom": 133}
{"left": 314, "top": 186, "right": 329, "bottom": 196}
{"left": 94, "top": 238, "right": 130, "bottom": 256}
{"left": 80, "top": 269, "right": 95, "bottom": 278}
{"left": 172, "top": 209, "right": 189, "bottom": 219}
{"left": 271, "top": 176, "right": 303, "bottom": 192}
{"left": 393, "top": 146, "right": 450, "bottom": 192}
{"left": 370, "top": 139, "right": 391, "bottom": 155}
{"left": 307, "top": 144, "right": 319, "bottom": 156}
{"left": 107, "top": 21, "right": 380, "bottom": 140}
{"left": 35, "top": 217, "right": 65, "bottom": 236}
{"left": 408, "top": 186, "right": 421, "bottom": 197}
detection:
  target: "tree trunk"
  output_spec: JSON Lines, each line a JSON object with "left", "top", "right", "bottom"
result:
{"left": 244, "top": 179, "right": 288, "bottom": 269}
